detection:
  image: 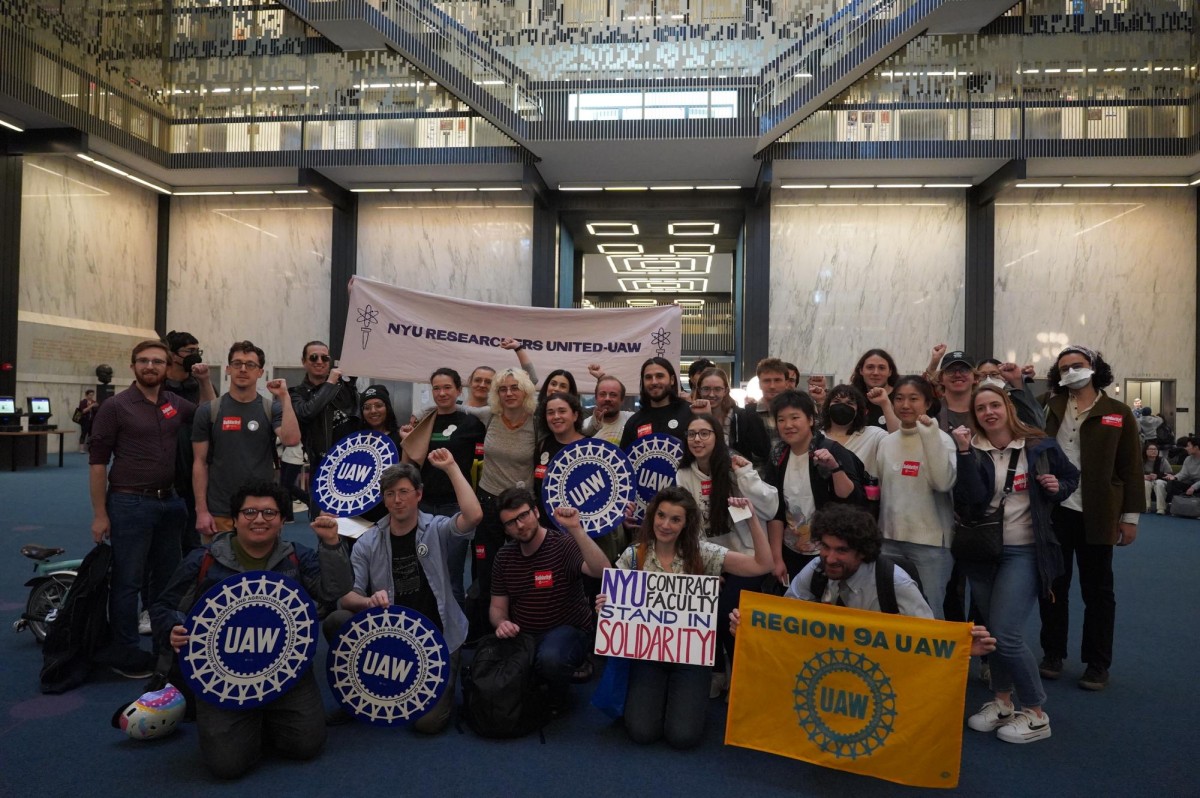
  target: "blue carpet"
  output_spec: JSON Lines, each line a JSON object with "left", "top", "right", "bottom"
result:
{"left": 1, "top": 453, "right": 1197, "bottom": 796}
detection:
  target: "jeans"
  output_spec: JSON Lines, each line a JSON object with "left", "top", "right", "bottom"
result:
{"left": 624, "top": 660, "right": 711, "bottom": 748}
{"left": 196, "top": 668, "right": 325, "bottom": 779}
{"left": 1039, "top": 506, "right": 1115, "bottom": 670}
{"left": 1144, "top": 479, "right": 1167, "bottom": 512}
{"left": 882, "top": 539, "right": 953, "bottom": 620}
{"left": 534, "top": 625, "right": 588, "bottom": 699}
{"left": 421, "top": 500, "right": 466, "bottom": 607}
{"left": 107, "top": 492, "right": 185, "bottom": 655}
{"left": 963, "top": 545, "right": 1046, "bottom": 708}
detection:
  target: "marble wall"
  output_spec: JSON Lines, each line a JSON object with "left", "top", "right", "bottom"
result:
{"left": 995, "top": 188, "right": 1196, "bottom": 432}
{"left": 770, "top": 190, "right": 966, "bottom": 381}
{"left": 356, "top": 192, "right": 533, "bottom": 305}
{"left": 167, "top": 195, "right": 333, "bottom": 381}
{"left": 17, "top": 155, "right": 160, "bottom": 450}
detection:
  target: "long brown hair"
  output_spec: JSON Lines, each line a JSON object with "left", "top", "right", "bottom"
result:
{"left": 636, "top": 486, "right": 705, "bottom": 575}
{"left": 969, "top": 385, "right": 1045, "bottom": 443}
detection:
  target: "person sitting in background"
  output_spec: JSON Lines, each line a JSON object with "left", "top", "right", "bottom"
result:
{"left": 1164, "top": 437, "right": 1200, "bottom": 509}
{"left": 1142, "top": 441, "right": 1174, "bottom": 515}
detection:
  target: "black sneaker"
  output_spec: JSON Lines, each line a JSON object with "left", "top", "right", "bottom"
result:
{"left": 1079, "top": 665, "right": 1109, "bottom": 691}
{"left": 108, "top": 649, "right": 156, "bottom": 679}
{"left": 109, "top": 663, "right": 154, "bottom": 679}
{"left": 1038, "top": 656, "right": 1063, "bottom": 680}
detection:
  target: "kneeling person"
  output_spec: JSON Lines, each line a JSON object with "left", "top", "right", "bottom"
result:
{"left": 489, "top": 489, "right": 612, "bottom": 712}
{"left": 323, "top": 450, "right": 483, "bottom": 733}
{"left": 152, "top": 481, "right": 351, "bottom": 780}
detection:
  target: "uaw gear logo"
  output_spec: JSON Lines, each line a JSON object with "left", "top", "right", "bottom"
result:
{"left": 624, "top": 433, "right": 683, "bottom": 523}
{"left": 314, "top": 431, "right": 399, "bottom": 517}
{"left": 327, "top": 606, "right": 449, "bottom": 726}
{"left": 541, "top": 438, "right": 634, "bottom": 538}
{"left": 180, "top": 571, "right": 318, "bottom": 709}
{"left": 793, "top": 648, "right": 897, "bottom": 759}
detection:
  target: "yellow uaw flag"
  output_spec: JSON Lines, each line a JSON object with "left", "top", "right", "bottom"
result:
{"left": 725, "top": 591, "right": 971, "bottom": 789}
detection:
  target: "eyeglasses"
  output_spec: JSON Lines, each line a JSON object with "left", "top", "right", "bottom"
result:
{"left": 307, "top": 354, "right": 332, "bottom": 363}
{"left": 502, "top": 508, "right": 536, "bottom": 530}
{"left": 497, "top": 385, "right": 523, "bottom": 395}
{"left": 228, "top": 360, "right": 262, "bottom": 371}
{"left": 239, "top": 507, "right": 280, "bottom": 520}
{"left": 177, "top": 347, "right": 203, "bottom": 357}
{"left": 686, "top": 429, "right": 714, "bottom": 441}
{"left": 134, "top": 358, "right": 168, "bottom": 367}
{"left": 384, "top": 488, "right": 417, "bottom": 500}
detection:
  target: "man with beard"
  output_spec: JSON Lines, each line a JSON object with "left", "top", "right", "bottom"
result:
{"left": 583, "top": 374, "right": 631, "bottom": 444}
{"left": 89, "top": 340, "right": 198, "bottom": 677}
{"left": 619, "top": 357, "right": 694, "bottom": 447}
{"left": 289, "top": 340, "right": 358, "bottom": 519}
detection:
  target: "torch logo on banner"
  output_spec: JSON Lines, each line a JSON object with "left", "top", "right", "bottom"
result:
{"left": 357, "top": 304, "right": 380, "bottom": 350}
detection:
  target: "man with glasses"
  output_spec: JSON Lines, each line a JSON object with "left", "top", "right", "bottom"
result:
{"left": 89, "top": 340, "right": 202, "bottom": 678}
{"left": 152, "top": 481, "right": 350, "bottom": 778}
{"left": 322, "top": 452, "right": 481, "bottom": 731}
{"left": 289, "top": 340, "right": 358, "bottom": 519}
{"left": 193, "top": 341, "right": 299, "bottom": 542}
{"left": 489, "top": 487, "right": 611, "bottom": 714}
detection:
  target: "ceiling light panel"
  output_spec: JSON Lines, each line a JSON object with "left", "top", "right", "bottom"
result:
{"left": 597, "top": 243, "right": 644, "bottom": 255}
{"left": 670, "top": 243, "right": 716, "bottom": 255}
{"left": 668, "top": 222, "right": 720, "bottom": 236}
{"left": 587, "top": 222, "right": 640, "bottom": 236}
{"left": 606, "top": 255, "right": 712, "bottom": 274}
{"left": 619, "top": 277, "right": 709, "bottom": 292}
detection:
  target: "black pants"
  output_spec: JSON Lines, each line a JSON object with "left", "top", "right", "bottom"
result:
{"left": 1038, "top": 506, "right": 1116, "bottom": 670}
{"left": 466, "top": 489, "right": 509, "bottom": 641}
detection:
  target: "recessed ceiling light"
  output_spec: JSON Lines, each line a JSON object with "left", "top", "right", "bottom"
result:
{"left": 587, "top": 222, "right": 639, "bottom": 236}
{"left": 876, "top": 183, "right": 923, "bottom": 189}
{"left": 626, "top": 299, "right": 659, "bottom": 307}
{"left": 650, "top": 185, "right": 694, "bottom": 191}
{"left": 434, "top": 187, "right": 476, "bottom": 192}
{"left": 1017, "top": 183, "right": 1063, "bottom": 188}
{"left": 392, "top": 188, "right": 433, "bottom": 193}
{"left": 831, "top": 184, "right": 874, "bottom": 189}
{"left": 781, "top": 184, "right": 828, "bottom": 189}
{"left": 174, "top": 191, "right": 234, "bottom": 196}
{"left": 352, "top": 188, "right": 391, "bottom": 193}
{"left": 560, "top": 186, "right": 603, "bottom": 191}
{"left": 604, "top": 186, "right": 648, "bottom": 191}
{"left": 597, "top": 243, "right": 644, "bottom": 254}
{"left": 668, "top": 222, "right": 719, "bottom": 236}
{"left": 670, "top": 243, "right": 715, "bottom": 254}
{"left": 924, "top": 183, "right": 972, "bottom": 188}
{"left": 696, "top": 185, "right": 739, "bottom": 190}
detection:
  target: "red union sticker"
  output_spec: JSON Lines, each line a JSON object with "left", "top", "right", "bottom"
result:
{"left": 637, "top": 424, "right": 653, "bottom": 438}
{"left": 534, "top": 570, "right": 554, "bottom": 589}
{"left": 901, "top": 461, "right": 921, "bottom": 477}
{"left": 474, "top": 443, "right": 485, "bottom": 457}
{"left": 221, "top": 416, "right": 242, "bottom": 431}
{"left": 1101, "top": 414, "right": 1123, "bottom": 428}
{"left": 1013, "top": 472, "right": 1028, "bottom": 492}
{"left": 474, "top": 545, "right": 486, "bottom": 560}
{"left": 160, "top": 404, "right": 177, "bottom": 419}
{"left": 701, "top": 480, "right": 712, "bottom": 496}
{"left": 534, "top": 464, "right": 547, "bottom": 479}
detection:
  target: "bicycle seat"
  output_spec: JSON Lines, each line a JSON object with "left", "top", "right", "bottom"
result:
{"left": 21, "top": 545, "right": 66, "bottom": 561}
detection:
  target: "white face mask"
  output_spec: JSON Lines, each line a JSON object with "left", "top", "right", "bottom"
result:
{"left": 979, "top": 377, "right": 1006, "bottom": 391}
{"left": 1059, "top": 367, "right": 1094, "bottom": 390}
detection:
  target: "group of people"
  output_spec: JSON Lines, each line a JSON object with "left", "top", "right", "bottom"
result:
{"left": 82, "top": 333, "right": 1145, "bottom": 777}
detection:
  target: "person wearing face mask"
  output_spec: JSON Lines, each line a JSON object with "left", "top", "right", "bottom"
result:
{"left": 820, "top": 384, "right": 887, "bottom": 478}
{"left": 164, "top": 331, "right": 215, "bottom": 557}
{"left": 977, "top": 358, "right": 1046, "bottom": 429}
{"left": 1037, "top": 346, "right": 1142, "bottom": 691}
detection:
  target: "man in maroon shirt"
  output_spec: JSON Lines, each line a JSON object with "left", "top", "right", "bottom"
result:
{"left": 489, "top": 488, "right": 610, "bottom": 710}
{"left": 89, "top": 340, "right": 199, "bottom": 677}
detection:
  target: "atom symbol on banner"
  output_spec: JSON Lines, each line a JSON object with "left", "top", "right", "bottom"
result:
{"left": 651, "top": 327, "right": 671, "bottom": 356}
{"left": 357, "top": 305, "right": 380, "bottom": 350}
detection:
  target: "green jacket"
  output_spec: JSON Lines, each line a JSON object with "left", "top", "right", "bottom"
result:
{"left": 1043, "top": 392, "right": 1144, "bottom": 544}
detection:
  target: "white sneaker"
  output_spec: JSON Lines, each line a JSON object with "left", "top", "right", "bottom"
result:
{"left": 967, "top": 699, "right": 1014, "bottom": 732}
{"left": 138, "top": 611, "right": 152, "bottom": 636}
{"left": 996, "top": 709, "right": 1051, "bottom": 744}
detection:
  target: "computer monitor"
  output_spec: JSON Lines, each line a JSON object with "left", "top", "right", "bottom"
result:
{"left": 0, "top": 396, "right": 15, "bottom": 416}
{"left": 27, "top": 397, "right": 51, "bottom": 422}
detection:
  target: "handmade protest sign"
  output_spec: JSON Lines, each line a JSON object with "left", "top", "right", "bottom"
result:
{"left": 326, "top": 606, "right": 450, "bottom": 726}
{"left": 594, "top": 568, "right": 719, "bottom": 667}
{"left": 624, "top": 433, "right": 683, "bottom": 523}
{"left": 179, "top": 571, "right": 318, "bottom": 709}
{"left": 726, "top": 591, "right": 972, "bottom": 789}
{"left": 312, "top": 430, "right": 399, "bottom": 517}
{"left": 541, "top": 438, "right": 633, "bottom": 538}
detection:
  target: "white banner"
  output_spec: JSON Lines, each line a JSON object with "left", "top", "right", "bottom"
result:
{"left": 337, "top": 278, "right": 683, "bottom": 389}
{"left": 594, "top": 568, "right": 719, "bottom": 666}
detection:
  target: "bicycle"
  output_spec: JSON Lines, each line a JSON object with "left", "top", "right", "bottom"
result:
{"left": 14, "top": 544, "right": 83, "bottom": 643}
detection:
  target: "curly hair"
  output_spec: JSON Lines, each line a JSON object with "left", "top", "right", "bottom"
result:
{"left": 850, "top": 348, "right": 899, "bottom": 395}
{"left": 678, "top": 414, "right": 733, "bottom": 541}
{"left": 1046, "top": 347, "right": 1115, "bottom": 396}
{"left": 230, "top": 480, "right": 291, "bottom": 518}
{"left": 487, "top": 367, "right": 538, "bottom": 416}
{"left": 636, "top": 486, "right": 705, "bottom": 575}
{"left": 811, "top": 505, "right": 882, "bottom": 563}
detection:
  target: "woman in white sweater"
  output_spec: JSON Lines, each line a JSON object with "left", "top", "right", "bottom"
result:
{"left": 675, "top": 413, "right": 778, "bottom": 697}
{"left": 875, "top": 375, "right": 957, "bottom": 618}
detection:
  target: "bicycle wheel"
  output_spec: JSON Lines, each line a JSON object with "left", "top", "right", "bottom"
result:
{"left": 26, "top": 572, "right": 75, "bottom": 644}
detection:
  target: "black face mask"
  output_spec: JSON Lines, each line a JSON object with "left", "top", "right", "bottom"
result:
{"left": 827, "top": 403, "right": 858, "bottom": 427}
{"left": 180, "top": 353, "right": 203, "bottom": 372}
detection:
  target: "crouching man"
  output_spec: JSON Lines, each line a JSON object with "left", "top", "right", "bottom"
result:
{"left": 152, "top": 481, "right": 350, "bottom": 779}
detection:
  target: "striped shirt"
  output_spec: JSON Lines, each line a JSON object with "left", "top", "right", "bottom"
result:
{"left": 491, "top": 529, "right": 591, "bottom": 635}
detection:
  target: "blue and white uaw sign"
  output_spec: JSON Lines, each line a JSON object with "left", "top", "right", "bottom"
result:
{"left": 625, "top": 433, "right": 684, "bottom": 523}
{"left": 326, "top": 606, "right": 450, "bottom": 726}
{"left": 179, "top": 571, "right": 318, "bottom": 709}
{"left": 313, "top": 430, "right": 400, "bottom": 517}
{"left": 541, "top": 438, "right": 634, "bottom": 538}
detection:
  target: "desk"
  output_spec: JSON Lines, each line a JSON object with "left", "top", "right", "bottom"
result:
{"left": 0, "top": 430, "right": 68, "bottom": 471}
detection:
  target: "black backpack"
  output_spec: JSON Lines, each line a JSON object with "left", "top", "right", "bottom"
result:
{"left": 40, "top": 543, "right": 113, "bottom": 693}
{"left": 807, "top": 554, "right": 925, "bottom": 615}
{"left": 461, "top": 633, "right": 547, "bottom": 738}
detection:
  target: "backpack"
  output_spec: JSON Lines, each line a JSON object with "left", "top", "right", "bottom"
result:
{"left": 205, "top": 394, "right": 277, "bottom": 465}
{"left": 807, "top": 554, "right": 925, "bottom": 615}
{"left": 461, "top": 633, "right": 547, "bottom": 738}
{"left": 40, "top": 543, "right": 113, "bottom": 693}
